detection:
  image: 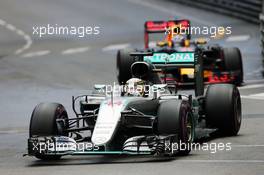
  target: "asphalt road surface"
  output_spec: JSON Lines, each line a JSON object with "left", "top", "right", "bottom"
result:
{"left": 0, "top": 0, "right": 264, "bottom": 174}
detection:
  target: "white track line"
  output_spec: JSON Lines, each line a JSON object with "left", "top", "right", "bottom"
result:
{"left": 0, "top": 19, "right": 6, "bottom": 25}
{"left": 0, "top": 130, "right": 27, "bottom": 134}
{"left": 232, "top": 144, "right": 264, "bottom": 147}
{"left": 0, "top": 19, "right": 32, "bottom": 55}
{"left": 175, "top": 160, "right": 264, "bottom": 163}
{"left": 239, "top": 84, "right": 264, "bottom": 90}
{"left": 226, "top": 35, "right": 250, "bottom": 42}
{"left": 245, "top": 79, "right": 264, "bottom": 84}
{"left": 62, "top": 47, "right": 90, "bottom": 55}
{"left": 242, "top": 92, "right": 264, "bottom": 100}
{"left": 22, "top": 50, "right": 50, "bottom": 58}
{"left": 250, "top": 92, "right": 264, "bottom": 97}
{"left": 102, "top": 43, "right": 130, "bottom": 52}
{"left": 241, "top": 95, "right": 264, "bottom": 100}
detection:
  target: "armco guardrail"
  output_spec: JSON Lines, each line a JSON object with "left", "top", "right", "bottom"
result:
{"left": 261, "top": 14, "right": 264, "bottom": 65}
{"left": 170, "top": 0, "right": 262, "bottom": 24}
{"left": 261, "top": 0, "right": 264, "bottom": 75}
{"left": 170, "top": 0, "right": 263, "bottom": 73}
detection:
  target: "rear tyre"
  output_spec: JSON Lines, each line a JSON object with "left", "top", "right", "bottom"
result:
{"left": 223, "top": 47, "right": 243, "bottom": 85}
{"left": 116, "top": 48, "right": 136, "bottom": 84}
{"left": 157, "top": 100, "right": 195, "bottom": 156}
{"left": 205, "top": 84, "right": 242, "bottom": 136}
{"left": 30, "top": 103, "right": 69, "bottom": 160}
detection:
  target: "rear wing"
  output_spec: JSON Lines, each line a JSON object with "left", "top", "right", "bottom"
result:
{"left": 143, "top": 52, "right": 195, "bottom": 68}
{"left": 144, "top": 20, "right": 191, "bottom": 49}
{"left": 131, "top": 50, "right": 204, "bottom": 96}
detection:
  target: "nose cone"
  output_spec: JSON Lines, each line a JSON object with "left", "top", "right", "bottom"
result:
{"left": 92, "top": 136, "right": 108, "bottom": 146}
{"left": 91, "top": 99, "right": 124, "bottom": 146}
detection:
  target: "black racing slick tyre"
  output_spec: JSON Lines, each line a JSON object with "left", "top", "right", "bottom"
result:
{"left": 29, "top": 103, "right": 69, "bottom": 160}
{"left": 223, "top": 47, "right": 243, "bottom": 85}
{"left": 157, "top": 100, "right": 195, "bottom": 156}
{"left": 116, "top": 48, "right": 136, "bottom": 84}
{"left": 205, "top": 84, "right": 242, "bottom": 136}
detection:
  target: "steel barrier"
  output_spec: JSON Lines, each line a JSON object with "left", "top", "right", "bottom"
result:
{"left": 170, "top": 0, "right": 262, "bottom": 23}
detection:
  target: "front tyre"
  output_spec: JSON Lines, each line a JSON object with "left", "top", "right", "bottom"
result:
{"left": 29, "top": 103, "right": 69, "bottom": 160}
{"left": 157, "top": 100, "right": 195, "bottom": 156}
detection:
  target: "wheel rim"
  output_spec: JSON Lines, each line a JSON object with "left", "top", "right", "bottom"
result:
{"left": 186, "top": 112, "right": 194, "bottom": 142}
{"left": 234, "top": 96, "right": 242, "bottom": 127}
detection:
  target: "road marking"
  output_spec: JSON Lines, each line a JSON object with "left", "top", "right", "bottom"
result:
{"left": 239, "top": 84, "right": 264, "bottom": 90}
{"left": 0, "top": 18, "right": 33, "bottom": 55}
{"left": 176, "top": 160, "right": 264, "bottom": 163}
{"left": 242, "top": 93, "right": 264, "bottom": 100}
{"left": 250, "top": 93, "right": 264, "bottom": 97}
{"left": 241, "top": 94, "right": 264, "bottom": 100}
{"left": 22, "top": 50, "right": 50, "bottom": 58}
{"left": 62, "top": 47, "right": 90, "bottom": 55}
{"left": 102, "top": 43, "right": 130, "bottom": 52}
{"left": 232, "top": 144, "right": 264, "bottom": 147}
{"left": 241, "top": 96, "right": 264, "bottom": 100}
{"left": 0, "top": 129, "right": 27, "bottom": 134}
{"left": 6, "top": 23, "right": 16, "bottom": 31}
{"left": 226, "top": 35, "right": 250, "bottom": 42}
{"left": 245, "top": 79, "right": 264, "bottom": 84}
{"left": 0, "top": 19, "right": 6, "bottom": 25}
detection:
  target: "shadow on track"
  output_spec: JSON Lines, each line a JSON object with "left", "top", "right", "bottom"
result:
{"left": 26, "top": 154, "right": 198, "bottom": 167}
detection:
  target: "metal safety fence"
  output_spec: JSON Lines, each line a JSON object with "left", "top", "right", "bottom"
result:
{"left": 171, "top": 0, "right": 264, "bottom": 74}
{"left": 170, "top": 0, "right": 262, "bottom": 23}
{"left": 260, "top": 1, "right": 264, "bottom": 74}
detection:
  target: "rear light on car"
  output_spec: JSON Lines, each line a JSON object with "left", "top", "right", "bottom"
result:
{"left": 145, "top": 21, "right": 167, "bottom": 32}
{"left": 208, "top": 73, "right": 234, "bottom": 83}
{"left": 180, "top": 20, "right": 190, "bottom": 28}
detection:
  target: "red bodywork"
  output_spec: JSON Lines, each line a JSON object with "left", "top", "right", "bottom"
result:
{"left": 161, "top": 72, "right": 235, "bottom": 87}
{"left": 144, "top": 20, "right": 191, "bottom": 49}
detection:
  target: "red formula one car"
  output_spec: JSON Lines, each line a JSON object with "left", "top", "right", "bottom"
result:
{"left": 117, "top": 20, "right": 243, "bottom": 86}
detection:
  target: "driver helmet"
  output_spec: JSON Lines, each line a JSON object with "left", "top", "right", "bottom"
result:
{"left": 124, "top": 78, "right": 147, "bottom": 97}
{"left": 169, "top": 25, "right": 190, "bottom": 47}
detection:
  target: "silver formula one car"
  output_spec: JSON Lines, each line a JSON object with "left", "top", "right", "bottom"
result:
{"left": 27, "top": 50, "right": 241, "bottom": 160}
